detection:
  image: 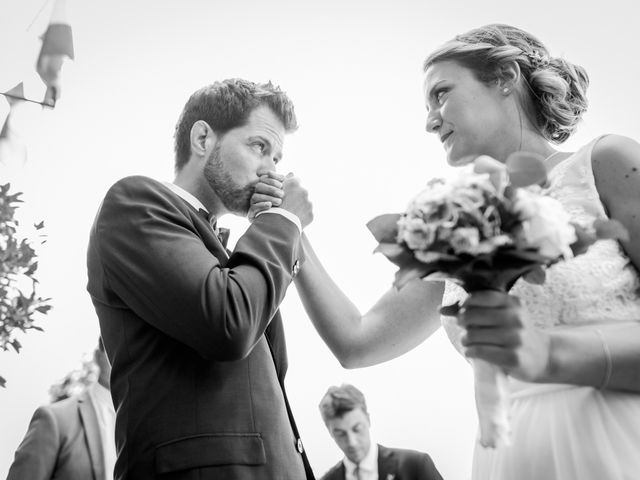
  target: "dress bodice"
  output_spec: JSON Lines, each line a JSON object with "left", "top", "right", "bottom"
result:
{"left": 442, "top": 137, "right": 640, "bottom": 354}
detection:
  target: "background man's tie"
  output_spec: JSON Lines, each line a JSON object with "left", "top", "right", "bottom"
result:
{"left": 354, "top": 464, "right": 363, "bottom": 480}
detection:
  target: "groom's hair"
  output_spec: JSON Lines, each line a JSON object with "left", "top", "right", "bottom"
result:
{"left": 173, "top": 78, "right": 298, "bottom": 171}
{"left": 319, "top": 383, "right": 369, "bottom": 423}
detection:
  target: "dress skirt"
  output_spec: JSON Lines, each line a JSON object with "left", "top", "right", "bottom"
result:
{"left": 472, "top": 381, "right": 640, "bottom": 480}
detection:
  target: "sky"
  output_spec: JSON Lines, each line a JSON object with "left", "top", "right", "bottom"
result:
{"left": 0, "top": 0, "right": 638, "bottom": 478}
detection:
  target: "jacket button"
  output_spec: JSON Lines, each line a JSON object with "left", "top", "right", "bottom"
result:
{"left": 292, "top": 260, "right": 300, "bottom": 276}
{"left": 296, "top": 438, "right": 304, "bottom": 454}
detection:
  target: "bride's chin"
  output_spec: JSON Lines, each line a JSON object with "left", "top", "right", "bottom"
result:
{"left": 447, "top": 154, "right": 477, "bottom": 167}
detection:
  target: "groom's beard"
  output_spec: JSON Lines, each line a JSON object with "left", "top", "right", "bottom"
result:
{"left": 203, "top": 142, "right": 253, "bottom": 216}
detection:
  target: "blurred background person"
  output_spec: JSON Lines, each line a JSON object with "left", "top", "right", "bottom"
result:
{"left": 318, "top": 383, "right": 443, "bottom": 480}
{"left": 6, "top": 338, "right": 115, "bottom": 480}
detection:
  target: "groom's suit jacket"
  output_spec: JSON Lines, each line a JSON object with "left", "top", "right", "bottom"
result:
{"left": 86, "top": 176, "right": 314, "bottom": 480}
{"left": 320, "top": 445, "right": 443, "bottom": 480}
{"left": 7, "top": 390, "right": 106, "bottom": 480}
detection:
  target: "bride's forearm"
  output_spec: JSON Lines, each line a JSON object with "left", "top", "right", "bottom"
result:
{"left": 294, "top": 234, "right": 365, "bottom": 366}
{"left": 295, "top": 234, "right": 444, "bottom": 368}
{"left": 546, "top": 324, "right": 640, "bottom": 392}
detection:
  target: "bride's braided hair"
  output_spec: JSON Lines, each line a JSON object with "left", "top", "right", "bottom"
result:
{"left": 423, "top": 24, "right": 589, "bottom": 144}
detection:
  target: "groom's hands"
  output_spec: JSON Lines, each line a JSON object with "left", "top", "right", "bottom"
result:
{"left": 250, "top": 171, "right": 285, "bottom": 214}
{"left": 458, "top": 290, "right": 553, "bottom": 383}
{"left": 249, "top": 171, "right": 314, "bottom": 228}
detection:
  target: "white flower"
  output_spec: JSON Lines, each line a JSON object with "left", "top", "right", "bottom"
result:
{"left": 412, "top": 178, "right": 452, "bottom": 205}
{"left": 450, "top": 227, "right": 480, "bottom": 254}
{"left": 513, "top": 189, "right": 576, "bottom": 258}
{"left": 398, "top": 217, "right": 437, "bottom": 250}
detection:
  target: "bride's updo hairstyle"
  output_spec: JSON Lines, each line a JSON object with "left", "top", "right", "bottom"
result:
{"left": 423, "top": 24, "right": 589, "bottom": 144}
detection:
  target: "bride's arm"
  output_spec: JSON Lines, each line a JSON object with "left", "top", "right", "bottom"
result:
{"left": 295, "top": 233, "right": 444, "bottom": 368}
{"left": 587, "top": 134, "right": 640, "bottom": 391}
{"left": 549, "top": 135, "right": 640, "bottom": 392}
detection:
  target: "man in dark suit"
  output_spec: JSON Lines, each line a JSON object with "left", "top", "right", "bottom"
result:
{"left": 319, "top": 384, "right": 443, "bottom": 480}
{"left": 86, "top": 78, "right": 314, "bottom": 479}
{"left": 7, "top": 341, "right": 115, "bottom": 480}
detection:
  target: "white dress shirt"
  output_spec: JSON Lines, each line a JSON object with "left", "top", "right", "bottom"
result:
{"left": 343, "top": 442, "right": 378, "bottom": 480}
{"left": 163, "top": 182, "right": 302, "bottom": 233}
{"left": 163, "top": 181, "right": 208, "bottom": 212}
{"left": 87, "top": 382, "right": 116, "bottom": 480}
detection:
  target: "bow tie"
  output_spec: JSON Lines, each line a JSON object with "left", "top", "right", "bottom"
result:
{"left": 198, "top": 208, "right": 230, "bottom": 248}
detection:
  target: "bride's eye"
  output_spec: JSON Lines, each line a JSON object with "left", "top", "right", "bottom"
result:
{"left": 436, "top": 88, "right": 449, "bottom": 104}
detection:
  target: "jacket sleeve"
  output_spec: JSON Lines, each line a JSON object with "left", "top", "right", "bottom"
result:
{"left": 87, "top": 177, "right": 303, "bottom": 360}
{"left": 420, "top": 452, "right": 444, "bottom": 480}
{"left": 6, "top": 406, "right": 60, "bottom": 480}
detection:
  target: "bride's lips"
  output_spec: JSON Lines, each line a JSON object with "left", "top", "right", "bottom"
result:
{"left": 440, "top": 131, "right": 453, "bottom": 144}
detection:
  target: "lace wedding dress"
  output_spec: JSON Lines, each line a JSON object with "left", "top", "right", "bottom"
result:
{"left": 442, "top": 136, "right": 640, "bottom": 480}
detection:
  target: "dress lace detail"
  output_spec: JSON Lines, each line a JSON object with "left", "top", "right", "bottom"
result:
{"left": 442, "top": 136, "right": 640, "bottom": 354}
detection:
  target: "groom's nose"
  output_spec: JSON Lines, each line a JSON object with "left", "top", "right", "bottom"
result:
{"left": 260, "top": 156, "right": 278, "bottom": 172}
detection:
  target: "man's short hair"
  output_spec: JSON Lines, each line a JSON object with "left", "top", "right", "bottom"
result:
{"left": 319, "top": 383, "right": 368, "bottom": 423}
{"left": 173, "top": 78, "right": 298, "bottom": 171}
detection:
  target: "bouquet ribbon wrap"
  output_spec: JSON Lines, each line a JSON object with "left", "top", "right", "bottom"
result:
{"left": 473, "top": 358, "right": 510, "bottom": 447}
{"left": 443, "top": 285, "right": 513, "bottom": 448}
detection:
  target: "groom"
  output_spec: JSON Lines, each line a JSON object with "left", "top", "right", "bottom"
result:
{"left": 86, "top": 79, "right": 314, "bottom": 479}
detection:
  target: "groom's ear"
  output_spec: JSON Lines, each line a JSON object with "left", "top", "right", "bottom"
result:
{"left": 190, "top": 120, "right": 217, "bottom": 158}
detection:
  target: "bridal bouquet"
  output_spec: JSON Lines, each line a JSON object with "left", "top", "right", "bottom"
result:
{"left": 367, "top": 152, "right": 628, "bottom": 448}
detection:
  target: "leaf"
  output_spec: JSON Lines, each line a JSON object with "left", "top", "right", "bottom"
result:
{"left": 366, "top": 214, "right": 401, "bottom": 244}
{"left": 594, "top": 219, "right": 630, "bottom": 242}
{"left": 374, "top": 243, "right": 405, "bottom": 257}
{"left": 498, "top": 248, "right": 551, "bottom": 264}
{"left": 523, "top": 265, "right": 546, "bottom": 284}
{"left": 393, "top": 264, "right": 433, "bottom": 289}
{"left": 474, "top": 155, "right": 508, "bottom": 190}
{"left": 439, "top": 301, "right": 461, "bottom": 316}
{"left": 25, "top": 262, "right": 38, "bottom": 276}
{"left": 10, "top": 339, "right": 21, "bottom": 353}
{"left": 506, "top": 151, "right": 547, "bottom": 188}
{"left": 570, "top": 223, "right": 597, "bottom": 256}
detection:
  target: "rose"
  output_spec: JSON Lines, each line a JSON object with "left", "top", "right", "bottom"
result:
{"left": 450, "top": 227, "right": 481, "bottom": 254}
{"left": 397, "top": 216, "right": 438, "bottom": 251}
{"left": 513, "top": 188, "right": 576, "bottom": 259}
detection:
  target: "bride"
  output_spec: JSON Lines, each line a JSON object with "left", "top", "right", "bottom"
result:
{"left": 252, "top": 23, "right": 640, "bottom": 480}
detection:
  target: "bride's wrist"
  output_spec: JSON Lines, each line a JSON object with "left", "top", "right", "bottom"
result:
{"left": 542, "top": 330, "right": 605, "bottom": 386}
{"left": 540, "top": 331, "right": 561, "bottom": 383}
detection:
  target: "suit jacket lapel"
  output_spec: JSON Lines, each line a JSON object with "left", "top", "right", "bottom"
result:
{"left": 377, "top": 445, "right": 397, "bottom": 480}
{"left": 78, "top": 390, "right": 105, "bottom": 480}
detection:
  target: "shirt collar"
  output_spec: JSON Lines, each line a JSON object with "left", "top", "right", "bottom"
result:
{"left": 343, "top": 442, "right": 378, "bottom": 476}
{"left": 88, "top": 382, "right": 115, "bottom": 412}
{"left": 163, "top": 181, "right": 208, "bottom": 214}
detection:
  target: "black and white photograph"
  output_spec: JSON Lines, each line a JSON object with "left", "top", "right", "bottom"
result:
{"left": 1, "top": 0, "right": 639, "bottom": 479}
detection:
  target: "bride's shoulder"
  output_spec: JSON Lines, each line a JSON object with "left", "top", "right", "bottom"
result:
{"left": 590, "top": 134, "right": 640, "bottom": 191}
{"left": 591, "top": 134, "right": 640, "bottom": 166}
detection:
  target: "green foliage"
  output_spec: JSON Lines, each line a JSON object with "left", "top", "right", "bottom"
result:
{"left": 0, "top": 182, "right": 52, "bottom": 387}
